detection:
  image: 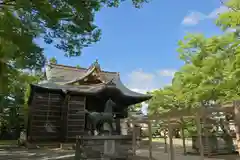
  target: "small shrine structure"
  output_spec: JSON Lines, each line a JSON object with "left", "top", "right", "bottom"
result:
{"left": 26, "top": 60, "right": 151, "bottom": 143}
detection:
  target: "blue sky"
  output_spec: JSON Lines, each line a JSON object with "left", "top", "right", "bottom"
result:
{"left": 37, "top": 0, "right": 227, "bottom": 94}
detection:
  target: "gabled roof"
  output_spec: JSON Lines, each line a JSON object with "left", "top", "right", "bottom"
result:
{"left": 32, "top": 61, "right": 152, "bottom": 104}
{"left": 63, "top": 60, "right": 107, "bottom": 85}
{"left": 45, "top": 60, "right": 117, "bottom": 85}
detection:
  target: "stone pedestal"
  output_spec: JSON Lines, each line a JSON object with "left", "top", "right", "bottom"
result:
{"left": 77, "top": 135, "right": 133, "bottom": 159}
{"left": 120, "top": 119, "right": 128, "bottom": 135}
{"left": 104, "top": 139, "right": 116, "bottom": 155}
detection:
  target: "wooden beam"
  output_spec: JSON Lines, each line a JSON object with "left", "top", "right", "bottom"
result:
{"left": 132, "top": 121, "right": 136, "bottom": 156}
{"left": 148, "top": 121, "right": 153, "bottom": 159}
{"left": 74, "top": 136, "right": 83, "bottom": 160}
{"left": 202, "top": 114, "right": 211, "bottom": 157}
{"left": 148, "top": 104, "right": 234, "bottom": 121}
{"left": 196, "top": 113, "right": 204, "bottom": 160}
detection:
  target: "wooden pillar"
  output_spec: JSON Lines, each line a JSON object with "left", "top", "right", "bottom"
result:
{"left": 164, "top": 128, "right": 168, "bottom": 153}
{"left": 168, "top": 119, "right": 175, "bottom": 160}
{"left": 115, "top": 118, "right": 121, "bottom": 135}
{"left": 132, "top": 121, "right": 136, "bottom": 156}
{"left": 74, "top": 136, "right": 84, "bottom": 160}
{"left": 203, "top": 115, "right": 210, "bottom": 157}
{"left": 148, "top": 121, "right": 153, "bottom": 159}
{"left": 216, "top": 112, "right": 219, "bottom": 151}
{"left": 196, "top": 114, "right": 204, "bottom": 160}
{"left": 60, "top": 94, "right": 69, "bottom": 142}
{"left": 180, "top": 118, "right": 186, "bottom": 155}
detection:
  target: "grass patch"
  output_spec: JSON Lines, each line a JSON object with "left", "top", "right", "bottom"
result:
{"left": 0, "top": 140, "right": 17, "bottom": 145}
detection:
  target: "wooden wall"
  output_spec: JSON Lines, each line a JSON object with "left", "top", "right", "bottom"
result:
{"left": 28, "top": 90, "right": 134, "bottom": 142}
{"left": 28, "top": 91, "right": 87, "bottom": 143}
{"left": 64, "top": 95, "right": 86, "bottom": 142}
{"left": 28, "top": 91, "right": 63, "bottom": 142}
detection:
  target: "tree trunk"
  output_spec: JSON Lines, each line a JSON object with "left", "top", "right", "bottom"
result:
{"left": 234, "top": 100, "right": 240, "bottom": 154}
{"left": 219, "top": 119, "right": 234, "bottom": 152}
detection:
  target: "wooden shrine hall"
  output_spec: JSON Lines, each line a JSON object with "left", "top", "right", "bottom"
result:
{"left": 26, "top": 60, "right": 152, "bottom": 142}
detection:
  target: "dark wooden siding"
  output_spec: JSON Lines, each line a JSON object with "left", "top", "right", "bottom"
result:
{"left": 65, "top": 95, "right": 86, "bottom": 142}
{"left": 28, "top": 92, "right": 63, "bottom": 142}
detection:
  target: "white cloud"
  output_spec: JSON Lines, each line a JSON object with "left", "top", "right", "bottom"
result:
{"left": 208, "top": 5, "right": 229, "bottom": 19}
{"left": 158, "top": 69, "right": 176, "bottom": 77}
{"left": 225, "top": 28, "right": 237, "bottom": 33}
{"left": 125, "top": 68, "right": 176, "bottom": 93}
{"left": 127, "top": 69, "right": 156, "bottom": 92}
{"left": 182, "top": 12, "right": 206, "bottom": 26}
{"left": 182, "top": 5, "right": 229, "bottom": 26}
{"left": 125, "top": 69, "right": 175, "bottom": 115}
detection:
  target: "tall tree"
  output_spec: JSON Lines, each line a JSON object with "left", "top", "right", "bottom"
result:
{"left": 0, "top": 0, "right": 150, "bottom": 134}
{"left": 148, "top": 0, "right": 240, "bottom": 141}
{"left": 0, "top": 0, "right": 149, "bottom": 95}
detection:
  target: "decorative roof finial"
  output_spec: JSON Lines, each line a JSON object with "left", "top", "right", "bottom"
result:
{"left": 94, "top": 59, "right": 100, "bottom": 69}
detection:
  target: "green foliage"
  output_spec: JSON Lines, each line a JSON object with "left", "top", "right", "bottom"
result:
{"left": 128, "top": 103, "right": 142, "bottom": 112}
{"left": 216, "top": 0, "right": 240, "bottom": 31}
{"left": 22, "top": 72, "right": 43, "bottom": 129}
{"left": 148, "top": 0, "right": 240, "bottom": 135}
{"left": 0, "top": 0, "right": 149, "bottom": 92}
{"left": 49, "top": 57, "right": 57, "bottom": 64}
{"left": 76, "top": 64, "right": 81, "bottom": 68}
{"left": 0, "top": 70, "right": 43, "bottom": 130}
{"left": 0, "top": 0, "right": 149, "bottom": 134}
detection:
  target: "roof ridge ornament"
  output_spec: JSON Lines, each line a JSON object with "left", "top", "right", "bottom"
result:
{"left": 89, "top": 59, "right": 101, "bottom": 71}
{"left": 64, "top": 60, "right": 107, "bottom": 85}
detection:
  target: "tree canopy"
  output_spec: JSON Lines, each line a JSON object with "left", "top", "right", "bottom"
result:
{"left": 0, "top": 0, "right": 149, "bottom": 131}
{"left": 148, "top": 0, "right": 240, "bottom": 115}
{"left": 0, "top": 0, "right": 149, "bottom": 91}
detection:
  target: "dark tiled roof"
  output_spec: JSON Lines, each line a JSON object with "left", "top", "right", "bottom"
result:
{"left": 45, "top": 63, "right": 117, "bottom": 84}
{"left": 33, "top": 63, "right": 152, "bottom": 101}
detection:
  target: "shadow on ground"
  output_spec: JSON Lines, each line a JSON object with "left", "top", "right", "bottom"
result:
{"left": 0, "top": 148, "right": 74, "bottom": 160}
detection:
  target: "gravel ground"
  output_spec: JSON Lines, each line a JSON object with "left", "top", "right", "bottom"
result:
{"left": 0, "top": 139, "right": 240, "bottom": 160}
{"left": 138, "top": 138, "right": 240, "bottom": 160}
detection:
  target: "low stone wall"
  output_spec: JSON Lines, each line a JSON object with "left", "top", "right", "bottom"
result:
{"left": 76, "top": 135, "right": 134, "bottom": 159}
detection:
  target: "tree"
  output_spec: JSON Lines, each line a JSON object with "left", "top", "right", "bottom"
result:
{"left": 0, "top": 70, "right": 43, "bottom": 136}
{"left": 148, "top": 0, "right": 240, "bottom": 141}
{"left": 0, "top": 0, "right": 149, "bottom": 65}
{"left": 0, "top": 0, "right": 149, "bottom": 103}
{"left": 217, "top": 0, "right": 240, "bottom": 32}
{"left": 0, "top": 0, "right": 150, "bottom": 137}
{"left": 216, "top": 0, "right": 240, "bottom": 151}
{"left": 76, "top": 64, "right": 81, "bottom": 69}
{"left": 128, "top": 103, "right": 142, "bottom": 112}
{"left": 49, "top": 57, "right": 57, "bottom": 64}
